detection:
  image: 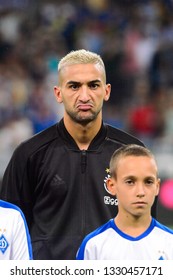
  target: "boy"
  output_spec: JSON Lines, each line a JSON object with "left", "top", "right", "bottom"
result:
{"left": 76, "top": 144, "right": 173, "bottom": 260}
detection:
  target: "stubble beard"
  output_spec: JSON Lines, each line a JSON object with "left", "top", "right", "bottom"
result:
{"left": 67, "top": 109, "right": 101, "bottom": 125}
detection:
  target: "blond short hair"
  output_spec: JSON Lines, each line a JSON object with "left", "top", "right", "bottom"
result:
{"left": 58, "top": 49, "right": 106, "bottom": 83}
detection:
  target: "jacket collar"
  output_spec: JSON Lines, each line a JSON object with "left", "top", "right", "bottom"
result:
{"left": 57, "top": 118, "right": 107, "bottom": 150}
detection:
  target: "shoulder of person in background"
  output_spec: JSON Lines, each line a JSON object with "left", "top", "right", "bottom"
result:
{"left": 0, "top": 199, "right": 33, "bottom": 260}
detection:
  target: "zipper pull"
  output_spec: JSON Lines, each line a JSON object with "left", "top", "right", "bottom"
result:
{"left": 81, "top": 150, "right": 87, "bottom": 173}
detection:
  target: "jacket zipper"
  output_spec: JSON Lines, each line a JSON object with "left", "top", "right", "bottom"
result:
{"left": 81, "top": 149, "right": 87, "bottom": 173}
{"left": 81, "top": 149, "right": 87, "bottom": 236}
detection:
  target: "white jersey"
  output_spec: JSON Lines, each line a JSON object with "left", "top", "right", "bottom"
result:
{"left": 76, "top": 218, "right": 173, "bottom": 260}
{"left": 0, "top": 200, "right": 33, "bottom": 260}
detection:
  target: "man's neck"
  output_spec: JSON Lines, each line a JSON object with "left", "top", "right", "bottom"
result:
{"left": 63, "top": 116, "right": 102, "bottom": 150}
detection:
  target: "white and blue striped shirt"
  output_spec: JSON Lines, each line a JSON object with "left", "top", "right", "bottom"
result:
{"left": 0, "top": 200, "right": 33, "bottom": 260}
{"left": 77, "top": 218, "right": 173, "bottom": 260}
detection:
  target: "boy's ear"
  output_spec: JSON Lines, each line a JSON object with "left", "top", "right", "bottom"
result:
{"left": 155, "top": 178, "right": 161, "bottom": 197}
{"left": 106, "top": 177, "right": 116, "bottom": 196}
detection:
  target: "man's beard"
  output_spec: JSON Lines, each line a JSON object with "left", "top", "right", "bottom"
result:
{"left": 67, "top": 109, "right": 100, "bottom": 125}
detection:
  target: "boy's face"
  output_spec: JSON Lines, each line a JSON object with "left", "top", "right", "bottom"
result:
{"left": 107, "top": 155, "right": 160, "bottom": 218}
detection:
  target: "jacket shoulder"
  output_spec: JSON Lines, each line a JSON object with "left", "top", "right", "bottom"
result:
{"left": 13, "top": 124, "right": 59, "bottom": 157}
{"left": 106, "top": 124, "right": 145, "bottom": 146}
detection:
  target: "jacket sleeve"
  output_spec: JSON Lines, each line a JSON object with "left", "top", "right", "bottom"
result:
{"left": 0, "top": 144, "right": 33, "bottom": 229}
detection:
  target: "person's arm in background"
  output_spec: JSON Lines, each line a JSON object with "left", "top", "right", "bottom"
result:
{"left": 11, "top": 207, "right": 33, "bottom": 260}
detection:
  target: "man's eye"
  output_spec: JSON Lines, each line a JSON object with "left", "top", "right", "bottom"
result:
{"left": 70, "top": 84, "right": 79, "bottom": 90}
{"left": 89, "top": 83, "right": 99, "bottom": 89}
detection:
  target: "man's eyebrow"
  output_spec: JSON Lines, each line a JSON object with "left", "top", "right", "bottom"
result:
{"left": 66, "top": 79, "right": 101, "bottom": 85}
{"left": 88, "top": 79, "right": 101, "bottom": 84}
{"left": 66, "top": 81, "right": 81, "bottom": 85}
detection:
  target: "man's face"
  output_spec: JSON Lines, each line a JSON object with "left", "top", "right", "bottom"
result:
{"left": 54, "top": 63, "right": 111, "bottom": 125}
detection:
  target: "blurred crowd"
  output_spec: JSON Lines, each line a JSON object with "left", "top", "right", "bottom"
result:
{"left": 1, "top": 0, "right": 173, "bottom": 179}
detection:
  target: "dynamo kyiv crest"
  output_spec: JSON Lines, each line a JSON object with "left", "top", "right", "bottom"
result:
{"left": 0, "top": 234, "right": 9, "bottom": 254}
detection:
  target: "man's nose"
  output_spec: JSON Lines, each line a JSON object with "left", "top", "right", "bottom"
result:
{"left": 79, "top": 86, "right": 90, "bottom": 101}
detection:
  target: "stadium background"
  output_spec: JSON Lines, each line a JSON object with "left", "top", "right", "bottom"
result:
{"left": 0, "top": 0, "right": 173, "bottom": 226}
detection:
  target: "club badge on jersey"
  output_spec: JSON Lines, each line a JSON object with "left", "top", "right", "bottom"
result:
{"left": 0, "top": 234, "right": 9, "bottom": 254}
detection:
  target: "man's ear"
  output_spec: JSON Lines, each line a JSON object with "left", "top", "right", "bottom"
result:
{"left": 54, "top": 86, "right": 63, "bottom": 103}
{"left": 106, "top": 177, "right": 116, "bottom": 196}
{"left": 104, "top": 83, "right": 111, "bottom": 101}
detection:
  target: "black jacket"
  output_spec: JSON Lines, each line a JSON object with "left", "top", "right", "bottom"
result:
{"left": 0, "top": 119, "right": 156, "bottom": 259}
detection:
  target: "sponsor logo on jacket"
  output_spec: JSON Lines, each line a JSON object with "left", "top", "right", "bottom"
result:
{"left": 103, "top": 168, "right": 118, "bottom": 206}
